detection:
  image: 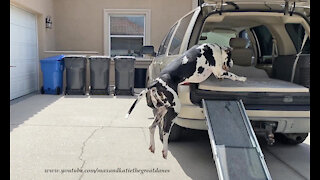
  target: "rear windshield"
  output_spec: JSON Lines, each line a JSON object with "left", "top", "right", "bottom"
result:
{"left": 198, "top": 31, "right": 236, "bottom": 47}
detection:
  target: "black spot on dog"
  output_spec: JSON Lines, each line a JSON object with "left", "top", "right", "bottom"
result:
{"left": 226, "top": 49, "right": 232, "bottom": 68}
{"left": 226, "top": 59, "right": 231, "bottom": 68}
{"left": 156, "top": 101, "right": 163, "bottom": 107}
{"left": 197, "top": 66, "right": 204, "bottom": 74}
{"left": 159, "top": 45, "right": 202, "bottom": 84}
{"left": 203, "top": 45, "right": 216, "bottom": 66}
{"left": 163, "top": 107, "right": 178, "bottom": 132}
{"left": 223, "top": 72, "right": 229, "bottom": 76}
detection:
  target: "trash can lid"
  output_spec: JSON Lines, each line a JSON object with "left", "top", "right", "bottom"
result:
{"left": 113, "top": 56, "right": 136, "bottom": 60}
{"left": 64, "top": 55, "right": 87, "bottom": 58}
{"left": 89, "top": 55, "right": 111, "bottom": 59}
{"left": 40, "top": 55, "right": 65, "bottom": 62}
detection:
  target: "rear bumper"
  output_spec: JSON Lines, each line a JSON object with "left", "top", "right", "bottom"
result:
{"left": 175, "top": 111, "right": 310, "bottom": 133}
{"left": 189, "top": 84, "right": 310, "bottom": 110}
{"left": 175, "top": 84, "right": 310, "bottom": 133}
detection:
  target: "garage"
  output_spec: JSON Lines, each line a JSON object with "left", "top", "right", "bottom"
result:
{"left": 10, "top": 5, "right": 39, "bottom": 100}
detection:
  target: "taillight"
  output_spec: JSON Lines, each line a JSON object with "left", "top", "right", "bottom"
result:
{"left": 181, "top": 82, "right": 190, "bottom": 86}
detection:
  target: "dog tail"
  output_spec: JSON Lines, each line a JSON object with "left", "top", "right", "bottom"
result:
{"left": 125, "top": 88, "right": 149, "bottom": 119}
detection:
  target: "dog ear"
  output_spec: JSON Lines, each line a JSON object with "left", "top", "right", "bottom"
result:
{"left": 224, "top": 47, "right": 232, "bottom": 58}
{"left": 225, "top": 46, "right": 233, "bottom": 53}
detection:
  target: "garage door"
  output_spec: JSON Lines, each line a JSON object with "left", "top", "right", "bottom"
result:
{"left": 10, "top": 5, "right": 39, "bottom": 100}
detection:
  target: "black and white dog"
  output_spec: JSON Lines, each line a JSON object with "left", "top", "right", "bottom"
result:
{"left": 126, "top": 43, "right": 246, "bottom": 159}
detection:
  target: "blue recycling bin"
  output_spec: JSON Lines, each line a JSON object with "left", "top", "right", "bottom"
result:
{"left": 40, "top": 55, "right": 65, "bottom": 95}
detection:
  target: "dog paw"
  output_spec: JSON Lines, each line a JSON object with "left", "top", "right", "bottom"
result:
{"left": 162, "top": 150, "right": 167, "bottom": 159}
{"left": 237, "top": 76, "right": 247, "bottom": 82}
{"left": 149, "top": 145, "right": 155, "bottom": 153}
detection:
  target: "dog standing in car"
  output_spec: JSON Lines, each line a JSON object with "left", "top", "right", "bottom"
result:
{"left": 126, "top": 43, "right": 246, "bottom": 159}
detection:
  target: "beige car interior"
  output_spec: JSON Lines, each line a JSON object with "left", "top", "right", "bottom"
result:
{"left": 229, "top": 38, "right": 269, "bottom": 78}
{"left": 198, "top": 12, "right": 309, "bottom": 92}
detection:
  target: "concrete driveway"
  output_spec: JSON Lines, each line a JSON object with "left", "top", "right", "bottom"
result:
{"left": 10, "top": 91, "right": 310, "bottom": 180}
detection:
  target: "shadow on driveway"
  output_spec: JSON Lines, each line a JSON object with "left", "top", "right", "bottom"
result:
{"left": 10, "top": 94, "right": 62, "bottom": 132}
{"left": 169, "top": 129, "right": 219, "bottom": 180}
{"left": 168, "top": 128, "right": 310, "bottom": 180}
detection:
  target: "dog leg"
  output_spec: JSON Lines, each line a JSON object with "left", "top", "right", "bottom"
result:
{"left": 162, "top": 131, "right": 170, "bottom": 159}
{"left": 149, "top": 107, "right": 166, "bottom": 153}
{"left": 219, "top": 71, "right": 247, "bottom": 82}
{"left": 149, "top": 114, "right": 159, "bottom": 153}
{"left": 161, "top": 107, "right": 178, "bottom": 159}
{"left": 149, "top": 124, "right": 157, "bottom": 153}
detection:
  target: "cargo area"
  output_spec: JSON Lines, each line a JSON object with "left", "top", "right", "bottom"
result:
{"left": 192, "top": 11, "right": 310, "bottom": 109}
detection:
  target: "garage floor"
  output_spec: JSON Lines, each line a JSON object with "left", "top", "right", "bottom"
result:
{"left": 10, "top": 90, "right": 310, "bottom": 180}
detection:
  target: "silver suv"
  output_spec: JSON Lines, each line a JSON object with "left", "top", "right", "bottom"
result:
{"left": 143, "top": 0, "right": 310, "bottom": 144}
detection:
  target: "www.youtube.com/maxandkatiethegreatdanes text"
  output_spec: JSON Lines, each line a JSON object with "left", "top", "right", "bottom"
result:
{"left": 44, "top": 167, "right": 170, "bottom": 175}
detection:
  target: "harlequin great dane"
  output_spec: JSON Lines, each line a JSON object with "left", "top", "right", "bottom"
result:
{"left": 125, "top": 43, "right": 246, "bottom": 159}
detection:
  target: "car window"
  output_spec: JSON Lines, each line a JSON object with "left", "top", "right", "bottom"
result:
{"left": 239, "top": 30, "right": 251, "bottom": 48}
{"left": 168, "top": 12, "right": 194, "bottom": 55}
{"left": 285, "top": 23, "right": 310, "bottom": 54}
{"left": 157, "top": 23, "right": 177, "bottom": 56}
{"left": 198, "top": 31, "right": 236, "bottom": 47}
{"left": 250, "top": 25, "right": 273, "bottom": 64}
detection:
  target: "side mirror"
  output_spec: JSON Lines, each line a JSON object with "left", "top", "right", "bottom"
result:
{"left": 141, "top": 46, "right": 156, "bottom": 57}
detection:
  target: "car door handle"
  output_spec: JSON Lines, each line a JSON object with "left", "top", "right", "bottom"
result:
{"left": 10, "top": 66, "right": 16, "bottom": 68}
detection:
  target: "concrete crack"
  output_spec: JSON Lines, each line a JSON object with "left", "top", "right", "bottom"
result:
{"left": 78, "top": 126, "right": 103, "bottom": 180}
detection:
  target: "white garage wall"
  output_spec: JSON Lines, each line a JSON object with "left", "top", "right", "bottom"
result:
{"left": 10, "top": 5, "right": 39, "bottom": 100}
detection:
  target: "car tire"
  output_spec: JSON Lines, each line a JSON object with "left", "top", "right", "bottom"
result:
{"left": 40, "top": 86, "right": 45, "bottom": 94}
{"left": 56, "top": 87, "right": 61, "bottom": 95}
{"left": 276, "top": 133, "right": 308, "bottom": 145}
{"left": 114, "top": 87, "right": 117, "bottom": 96}
{"left": 83, "top": 87, "right": 86, "bottom": 95}
{"left": 159, "top": 123, "right": 183, "bottom": 142}
{"left": 64, "top": 87, "right": 68, "bottom": 95}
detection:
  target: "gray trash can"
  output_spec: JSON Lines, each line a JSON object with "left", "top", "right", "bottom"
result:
{"left": 88, "top": 56, "right": 111, "bottom": 95}
{"left": 114, "top": 56, "right": 135, "bottom": 95}
{"left": 64, "top": 55, "right": 87, "bottom": 95}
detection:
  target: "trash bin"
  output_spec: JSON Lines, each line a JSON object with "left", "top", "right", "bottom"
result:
{"left": 114, "top": 56, "right": 135, "bottom": 95}
{"left": 40, "top": 55, "right": 65, "bottom": 95}
{"left": 88, "top": 56, "right": 111, "bottom": 95}
{"left": 134, "top": 68, "right": 147, "bottom": 88}
{"left": 64, "top": 55, "right": 87, "bottom": 95}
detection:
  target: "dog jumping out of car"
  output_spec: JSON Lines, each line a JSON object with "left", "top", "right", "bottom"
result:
{"left": 125, "top": 43, "right": 247, "bottom": 159}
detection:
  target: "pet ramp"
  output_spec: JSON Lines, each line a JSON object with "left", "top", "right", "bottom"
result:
{"left": 202, "top": 99, "right": 272, "bottom": 180}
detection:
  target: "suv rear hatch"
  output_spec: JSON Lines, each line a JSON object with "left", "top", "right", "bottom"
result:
{"left": 189, "top": 1, "right": 310, "bottom": 112}
{"left": 198, "top": 0, "right": 310, "bottom": 18}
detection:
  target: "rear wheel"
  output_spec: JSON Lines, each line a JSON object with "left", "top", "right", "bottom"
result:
{"left": 276, "top": 133, "right": 308, "bottom": 145}
{"left": 56, "top": 87, "right": 61, "bottom": 95}
{"left": 114, "top": 87, "right": 117, "bottom": 96}
{"left": 82, "top": 87, "right": 86, "bottom": 95}
{"left": 40, "top": 87, "right": 44, "bottom": 94}
{"left": 159, "top": 123, "right": 183, "bottom": 142}
{"left": 64, "top": 87, "right": 68, "bottom": 95}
